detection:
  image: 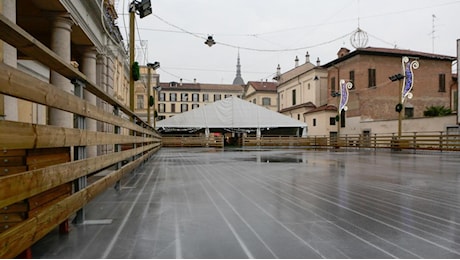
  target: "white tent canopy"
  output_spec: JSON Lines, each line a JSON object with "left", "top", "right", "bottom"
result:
{"left": 156, "top": 96, "right": 307, "bottom": 136}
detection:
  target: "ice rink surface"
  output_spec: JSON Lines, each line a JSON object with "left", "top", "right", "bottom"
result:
{"left": 33, "top": 148, "right": 460, "bottom": 258}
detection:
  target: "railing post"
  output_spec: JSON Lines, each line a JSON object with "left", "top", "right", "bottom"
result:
{"left": 413, "top": 132, "right": 417, "bottom": 151}
{"left": 374, "top": 133, "right": 377, "bottom": 150}
{"left": 114, "top": 106, "right": 121, "bottom": 191}
{"left": 71, "top": 79, "right": 87, "bottom": 225}
{"left": 440, "top": 131, "right": 444, "bottom": 152}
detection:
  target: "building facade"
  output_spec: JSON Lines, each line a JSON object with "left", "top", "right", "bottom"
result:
{"left": 1, "top": 0, "right": 129, "bottom": 155}
{"left": 243, "top": 81, "right": 278, "bottom": 111}
{"left": 155, "top": 81, "right": 244, "bottom": 120}
{"left": 322, "top": 47, "right": 457, "bottom": 136}
{"left": 134, "top": 65, "right": 160, "bottom": 123}
{"left": 275, "top": 52, "right": 330, "bottom": 135}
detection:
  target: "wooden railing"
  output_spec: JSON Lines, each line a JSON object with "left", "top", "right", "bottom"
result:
{"left": 243, "top": 133, "right": 460, "bottom": 151}
{"left": 0, "top": 14, "right": 161, "bottom": 258}
{"left": 162, "top": 135, "right": 224, "bottom": 147}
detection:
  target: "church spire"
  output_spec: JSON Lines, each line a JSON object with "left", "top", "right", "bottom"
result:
{"left": 232, "top": 50, "right": 245, "bottom": 85}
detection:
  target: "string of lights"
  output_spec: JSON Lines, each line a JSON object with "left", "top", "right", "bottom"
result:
{"left": 153, "top": 14, "right": 354, "bottom": 52}
{"left": 115, "top": 0, "right": 459, "bottom": 82}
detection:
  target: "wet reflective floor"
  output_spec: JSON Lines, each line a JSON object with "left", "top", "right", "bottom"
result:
{"left": 33, "top": 148, "right": 460, "bottom": 258}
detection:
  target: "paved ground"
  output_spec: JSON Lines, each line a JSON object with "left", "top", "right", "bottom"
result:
{"left": 33, "top": 148, "right": 460, "bottom": 258}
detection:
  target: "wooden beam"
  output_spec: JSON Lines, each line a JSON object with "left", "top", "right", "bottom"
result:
{"left": 0, "top": 147, "right": 159, "bottom": 258}
{"left": 0, "top": 63, "right": 155, "bottom": 135}
{"left": 0, "top": 120, "right": 159, "bottom": 150}
{"left": 0, "top": 143, "right": 160, "bottom": 209}
{"left": 0, "top": 14, "right": 143, "bottom": 122}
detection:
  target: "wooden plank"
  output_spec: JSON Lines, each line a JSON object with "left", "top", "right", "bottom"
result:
{"left": 0, "top": 222, "right": 21, "bottom": 234}
{"left": 27, "top": 147, "right": 69, "bottom": 157}
{"left": 27, "top": 148, "right": 70, "bottom": 170}
{"left": 0, "top": 213, "right": 26, "bottom": 223}
{"left": 0, "top": 156, "right": 25, "bottom": 167}
{"left": 1, "top": 16, "right": 155, "bottom": 143}
{"left": 26, "top": 153, "right": 70, "bottom": 170}
{"left": 0, "top": 120, "right": 158, "bottom": 150}
{"left": 28, "top": 184, "right": 71, "bottom": 211}
{"left": 28, "top": 193, "right": 70, "bottom": 218}
{"left": 0, "top": 150, "right": 26, "bottom": 157}
{"left": 0, "top": 166, "right": 27, "bottom": 176}
{"left": 0, "top": 148, "right": 158, "bottom": 258}
{"left": 0, "top": 64, "right": 152, "bottom": 135}
{"left": 0, "top": 13, "right": 142, "bottom": 122}
{"left": 0, "top": 202, "right": 28, "bottom": 214}
{"left": 0, "top": 143, "right": 160, "bottom": 209}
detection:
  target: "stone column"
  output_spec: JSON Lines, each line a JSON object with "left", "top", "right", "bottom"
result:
{"left": 1, "top": 0, "right": 18, "bottom": 121}
{"left": 81, "top": 47, "right": 97, "bottom": 158}
{"left": 48, "top": 12, "right": 73, "bottom": 128}
{"left": 96, "top": 53, "right": 107, "bottom": 155}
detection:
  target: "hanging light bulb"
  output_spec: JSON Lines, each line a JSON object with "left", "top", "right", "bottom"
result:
{"left": 204, "top": 35, "right": 216, "bottom": 47}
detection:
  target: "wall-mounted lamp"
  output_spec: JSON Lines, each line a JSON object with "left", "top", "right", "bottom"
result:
{"left": 147, "top": 61, "right": 160, "bottom": 70}
{"left": 331, "top": 92, "right": 340, "bottom": 97}
{"left": 389, "top": 73, "right": 404, "bottom": 82}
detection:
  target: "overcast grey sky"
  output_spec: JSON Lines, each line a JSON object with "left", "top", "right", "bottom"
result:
{"left": 116, "top": 0, "right": 460, "bottom": 84}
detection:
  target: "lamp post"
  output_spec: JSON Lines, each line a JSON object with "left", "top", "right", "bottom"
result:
{"left": 146, "top": 62, "right": 160, "bottom": 126}
{"left": 153, "top": 85, "right": 161, "bottom": 128}
{"left": 390, "top": 56, "right": 419, "bottom": 141}
{"left": 331, "top": 79, "right": 353, "bottom": 145}
{"left": 129, "top": 0, "right": 152, "bottom": 112}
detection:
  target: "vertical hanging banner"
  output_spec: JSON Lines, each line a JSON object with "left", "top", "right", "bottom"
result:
{"left": 338, "top": 79, "right": 353, "bottom": 114}
{"left": 401, "top": 56, "right": 420, "bottom": 103}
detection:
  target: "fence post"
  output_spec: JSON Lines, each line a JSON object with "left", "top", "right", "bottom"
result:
{"left": 114, "top": 106, "right": 121, "bottom": 191}
{"left": 440, "top": 131, "right": 443, "bottom": 152}
{"left": 71, "top": 79, "right": 87, "bottom": 225}
{"left": 373, "top": 134, "right": 377, "bottom": 150}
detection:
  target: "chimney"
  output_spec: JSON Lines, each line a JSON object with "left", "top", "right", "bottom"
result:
{"left": 295, "top": 56, "right": 299, "bottom": 67}
{"left": 273, "top": 64, "right": 281, "bottom": 81}
{"left": 337, "top": 47, "right": 350, "bottom": 58}
{"left": 180, "top": 78, "right": 183, "bottom": 86}
{"left": 316, "top": 57, "right": 321, "bottom": 66}
{"left": 305, "top": 51, "right": 310, "bottom": 63}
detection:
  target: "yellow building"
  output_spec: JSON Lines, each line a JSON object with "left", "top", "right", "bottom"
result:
{"left": 275, "top": 53, "right": 329, "bottom": 135}
{"left": 134, "top": 65, "right": 160, "bottom": 124}
{"left": 243, "top": 81, "right": 278, "bottom": 112}
{"left": 156, "top": 80, "right": 244, "bottom": 120}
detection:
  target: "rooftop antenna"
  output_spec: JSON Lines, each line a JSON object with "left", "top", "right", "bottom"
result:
{"left": 431, "top": 14, "right": 437, "bottom": 53}
{"left": 350, "top": 0, "right": 368, "bottom": 49}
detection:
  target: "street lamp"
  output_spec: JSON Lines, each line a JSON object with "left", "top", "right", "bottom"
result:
{"left": 389, "top": 56, "right": 419, "bottom": 141}
{"left": 129, "top": 0, "right": 152, "bottom": 113}
{"left": 204, "top": 35, "right": 216, "bottom": 47}
{"left": 331, "top": 79, "right": 353, "bottom": 146}
{"left": 153, "top": 85, "right": 161, "bottom": 128}
{"left": 146, "top": 62, "right": 160, "bottom": 126}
